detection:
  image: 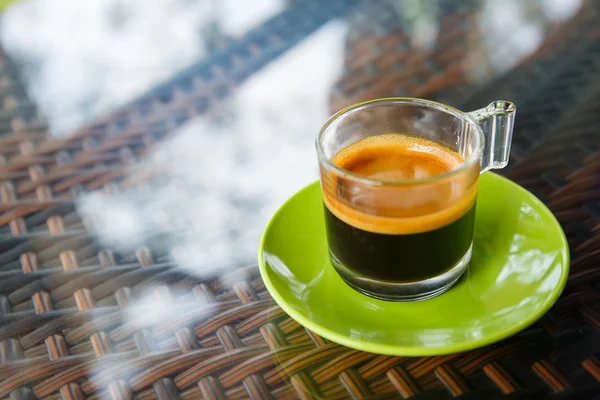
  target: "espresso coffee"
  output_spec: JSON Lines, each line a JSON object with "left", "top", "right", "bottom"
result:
{"left": 322, "top": 133, "right": 477, "bottom": 282}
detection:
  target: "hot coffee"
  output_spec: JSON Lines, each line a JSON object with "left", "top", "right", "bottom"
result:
{"left": 317, "top": 98, "right": 515, "bottom": 301}
{"left": 322, "top": 133, "right": 478, "bottom": 283}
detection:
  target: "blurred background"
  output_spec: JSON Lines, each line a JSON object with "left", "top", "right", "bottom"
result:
{"left": 1, "top": 1, "right": 600, "bottom": 399}
{"left": 0, "top": 0, "right": 585, "bottom": 272}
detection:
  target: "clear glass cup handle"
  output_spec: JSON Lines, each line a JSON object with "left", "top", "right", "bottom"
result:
{"left": 466, "top": 100, "right": 516, "bottom": 173}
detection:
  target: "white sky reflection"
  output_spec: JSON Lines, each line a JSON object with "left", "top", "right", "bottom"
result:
{"left": 79, "top": 21, "right": 348, "bottom": 273}
{"left": 0, "top": 0, "right": 284, "bottom": 135}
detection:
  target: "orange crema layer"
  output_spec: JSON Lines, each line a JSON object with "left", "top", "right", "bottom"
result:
{"left": 322, "top": 134, "right": 479, "bottom": 235}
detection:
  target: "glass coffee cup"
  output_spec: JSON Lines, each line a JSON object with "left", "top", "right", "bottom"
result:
{"left": 317, "top": 98, "right": 516, "bottom": 301}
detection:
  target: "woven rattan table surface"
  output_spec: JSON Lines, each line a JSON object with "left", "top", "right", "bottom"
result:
{"left": 0, "top": 0, "right": 599, "bottom": 399}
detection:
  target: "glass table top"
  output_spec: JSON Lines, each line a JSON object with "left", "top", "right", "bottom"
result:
{"left": 0, "top": 0, "right": 597, "bottom": 399}
{"left": 0, "top": 0, "right": 586, "bottom": 268}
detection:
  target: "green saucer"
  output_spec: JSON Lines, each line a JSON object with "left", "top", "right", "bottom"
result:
{"left": 258, "top": 173, "right": 570, "bottom": 356}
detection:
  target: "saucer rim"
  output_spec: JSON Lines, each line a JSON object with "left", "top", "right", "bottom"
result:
{"left": 258, "top": 172, "right": 570, "bottom": 356}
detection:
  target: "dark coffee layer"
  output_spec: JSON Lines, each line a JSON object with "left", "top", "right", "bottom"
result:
{"left": 324, "top": 203, "right": 476, "bottom": 282}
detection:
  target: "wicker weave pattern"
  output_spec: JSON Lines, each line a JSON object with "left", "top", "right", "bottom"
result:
{"left": 329, "top": 0, "right": 600, "bottom": 116}
{"left": 1, "top": 2, "right": 600, "bottom": 399}
{"left": 0, "top": 0, "right": 360, "bottom": 228}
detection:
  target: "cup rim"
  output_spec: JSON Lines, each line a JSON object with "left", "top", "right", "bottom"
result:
{"left": 316, "top": 97, "right": 485, "bottom": 186}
